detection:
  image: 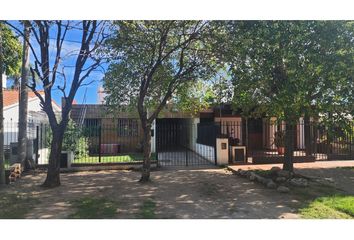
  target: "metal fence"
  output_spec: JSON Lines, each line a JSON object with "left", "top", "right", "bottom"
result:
{"left": 216, "top": 120, "right": 354, "bottom": 164}
{"left": 156, "top": 121, "right": 215, "bottom": 166}
{"left": 3, "top": 119, "right": 353, "bottom": 169}
{"left": 2, "top": 120, "right": 46, "bottom": 169}
{"left": 69, "top": 123, "right": 149, "bottom": 166}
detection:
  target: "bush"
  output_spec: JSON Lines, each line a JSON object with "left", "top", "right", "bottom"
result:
{"left": 45, "top": 120, "right": 89, "bottom": 159}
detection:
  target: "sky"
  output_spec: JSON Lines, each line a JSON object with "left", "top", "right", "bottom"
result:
{"left": 8, "top": 21, "right": 109, "bottom": 105}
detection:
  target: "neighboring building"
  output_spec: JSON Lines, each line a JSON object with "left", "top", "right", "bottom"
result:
{"left": 3, "top": 89, "right": 61, "bottom": 123}
{"left": 2, "top": 88, "right": 61, "bottom": 165}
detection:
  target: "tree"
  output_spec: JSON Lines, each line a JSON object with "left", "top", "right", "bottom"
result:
{"left": 0, "top": 22, "right": 22, "bottom": 185}
{"left": 8, "top": 20, "right": 107, "bottom": 187}
{"left": 220, "top": 21, "right": 354, "bottom": 171}
{"left": 17, "top": 21, "right": 31, "bottom": 169}
{"left": 104, "top": 21, "right": 218, "bottom": 182}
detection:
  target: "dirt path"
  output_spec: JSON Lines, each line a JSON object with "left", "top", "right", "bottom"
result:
{"left": 1, "top": 168, "right": 301, "bottom": 219}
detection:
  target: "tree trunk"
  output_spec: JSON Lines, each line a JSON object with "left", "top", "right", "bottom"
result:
{"left": 140, "top": 120, "right": 152, "bottom": 183}
{"left": 42, "top": 128, "right": 65, "bottom": 188}
{"left": 283, "top": 121, "right": 295, "bottom": 172}
{"left": 17, "top": 22, "right": 31, "bottom": 170}
{"left": 304, "top": 113, "right": 312, "bottom": 156}
{"left": 0, "top": 30, "right": 6, "bottom": 185}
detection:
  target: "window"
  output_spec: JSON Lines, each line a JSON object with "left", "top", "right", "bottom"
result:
{"left": 117, "top": 119, "right": 138, "bottom": 137}
{"left": 84, "top": 119, "right": 100, "bottom": 128}
{"left": 83, "top": 119, "right": 101, "bottom": 137}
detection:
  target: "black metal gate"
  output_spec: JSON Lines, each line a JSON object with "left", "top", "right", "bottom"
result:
{"left": 156, "top": 119, "right": 215, "bottom": 167}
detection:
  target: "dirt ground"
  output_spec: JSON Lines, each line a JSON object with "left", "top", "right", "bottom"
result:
{"left": 0, "top": 167, "right": 303, "bottom": 219}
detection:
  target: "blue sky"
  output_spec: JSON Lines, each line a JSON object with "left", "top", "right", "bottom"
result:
{"left": 9, "top": 21, "right": 109, "bottom": 105}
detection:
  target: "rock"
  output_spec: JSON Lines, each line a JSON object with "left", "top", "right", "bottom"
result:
{"left": 257, "top": 176, "right": 270, "bottom": 185}
{"left": 275, "top": 177, "right": 287, "bottom": 183}
{"left": 249, "top": 172, "right": 257, "bottom": 181}
{"left": 277, "top": 186, "right": 290, "bottom": 193}
{"left": 238, "top": 169, "right": 247, "bottom": 177}
{"left": 270, "top": 166, "right": 281, "bottom": 173}
{"left": 266, "top": 180, "right": 277, "bottom": 189}
{"left": 277, "top": 170, "right": 292, "bottom": 178}
{"left": 289, "top": 178, "right": 308, "bottom": 187}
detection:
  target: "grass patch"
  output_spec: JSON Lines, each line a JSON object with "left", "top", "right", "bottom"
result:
{"left": 0, "top": 194, "right": 39, "bottom": 219}
{"left": 337, "top": 166, "right": 354, "bottom": 171}
{"left": 300, "top": 195, "right": 354, "bottom": 219}
{"left": 289, "top": 179, "right": 354, "bottom": 219}
{"left": 137, "top": 199, "right": 156, "bottom": 219}
{"left": 69, "top": 197, "right": 119, "bottom": 219}
{"left": 73, "top": 153, "right": 157, "bottom": 164}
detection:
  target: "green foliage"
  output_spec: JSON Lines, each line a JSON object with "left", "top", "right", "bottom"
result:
{"left": 103, "top": 21, "right": 220, "bottom": 116}
{"left": 0, "top": 23, "right": 22, "bottom": 77}
{"left": 69, "top": 197, "right": 119, "bottom": 219}
{"left": 46, "top": 120, "right": 89, "bottom": 159}
{"left": 173, "top": 80, "right": 215, "bottom": 115}
{"left": 300, "top": 195, "right": 354, "bottom": 219}
{"left": 63, "top": 121, "right": 89, "bottom": 159}
{"left": 220, "top": 21, "right": 354, "bottom": 123}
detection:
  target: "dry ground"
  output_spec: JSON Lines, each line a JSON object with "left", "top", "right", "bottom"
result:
{"left": 0, "top": 167, "right": 302, "bottom": 219}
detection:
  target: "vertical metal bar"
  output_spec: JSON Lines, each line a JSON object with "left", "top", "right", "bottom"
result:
{"left": 35, "top": 125, "right": 39, "bottom": 165}
{"left": 214, "top": 122, "right": 218, "bottom": 166}
{"left": 98, "top": 125, "right": 102, "bottom": 163}
{"left": 185, "top": 123, "right": 188, "bottom": 167}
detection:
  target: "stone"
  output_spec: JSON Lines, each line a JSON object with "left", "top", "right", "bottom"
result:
{"left": 238, "top": 169, "right": 247, "bottom": 177}
{"left": 275, "top": 177, "right": 287, "bottom": 183}
{"left": 289, "top": 178, "right": 308, "bottom": 187}
{"left": 277, "top": 170, "right": 292, "bottom": 178}
{"left": 249, "top": 173, "right": 257, "bottom": 181}
{"left": 266, "top": 180, "right": 277, "bottom": 189}
{"left": 277, "top": 186, "right": 290, "bottom": 193}
{"left": 257, "top": 176, "right": 270, "bottom": 185}
{"left": 270, "top": 166, "right": 281, "bottom": 173}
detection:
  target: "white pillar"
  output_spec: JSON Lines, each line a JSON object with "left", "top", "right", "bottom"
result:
{"left": 151, "top": 119, "right": 156, "bottom": 153}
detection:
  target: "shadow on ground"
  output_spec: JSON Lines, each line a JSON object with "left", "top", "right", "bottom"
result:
{"left": 0, "top": 167, "right": 306, "bottom": 219}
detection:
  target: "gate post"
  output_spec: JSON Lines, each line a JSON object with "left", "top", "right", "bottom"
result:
{"left": 185, "top": 123, "right": 189, "bottom": 166}
{"left": 35, "top": 125, "right": 39, "bottom": 165}
{"left": 98, "top": 125, "right": 102, "bottom": 163}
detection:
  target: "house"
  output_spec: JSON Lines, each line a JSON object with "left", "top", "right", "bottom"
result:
{"left": 69, "top": 103, "right": 198, "bottom": 157}
{"left": 3, "top": 89, "right": 61, "bottom": 123}
{"left": 2, "top": 81, "right": 61, "bottom": 165}
{"left": 68, "top": 98, "right": 353, "bottom": 167}
{"left": 199, "top": 104, "right": 354, "bottom": 164}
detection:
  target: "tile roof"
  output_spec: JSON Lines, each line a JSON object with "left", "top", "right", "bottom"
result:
{"left": 3, "top": 89, "right": 45, "bottom": 107}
